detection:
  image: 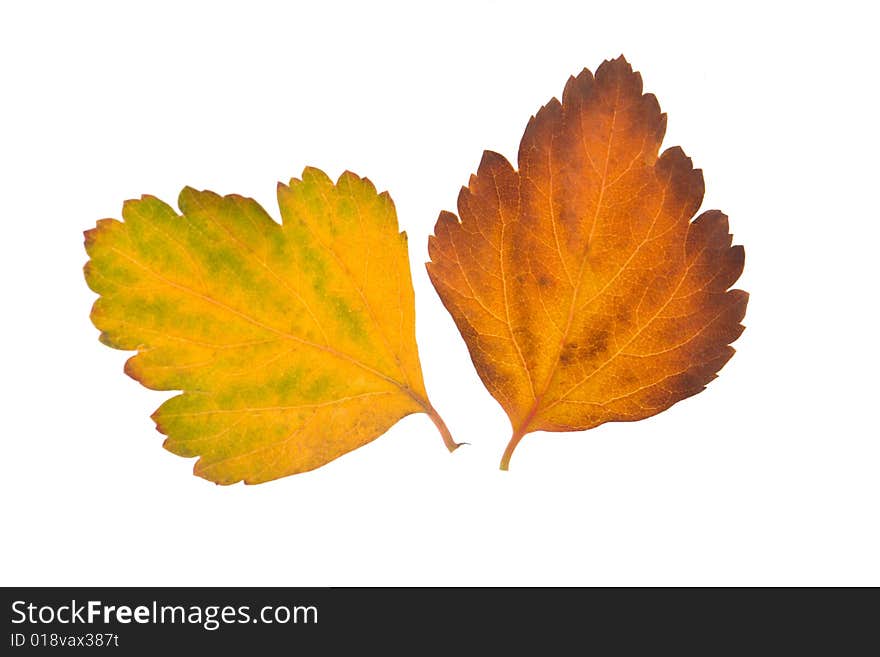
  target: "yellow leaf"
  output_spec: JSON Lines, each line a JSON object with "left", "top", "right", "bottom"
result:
{"left": 85, "top": 168, "right": 456, "bottom": 484}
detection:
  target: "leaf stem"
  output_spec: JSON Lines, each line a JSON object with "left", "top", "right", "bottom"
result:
{"left": 406, "top": 390, "right": 460, "bottom": 452}
{"left": 500, "top": 426, "right": 527, "bottom": 470}
{"left": 424, "top": 401, "right": 460, "bottom": 452}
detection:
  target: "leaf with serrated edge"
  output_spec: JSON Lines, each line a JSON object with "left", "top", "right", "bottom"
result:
{"left": 85, "top": 168, "right": 457, "bottom": 484}
{"left": 427, "top": 56, "right": 747, "bottom": 469}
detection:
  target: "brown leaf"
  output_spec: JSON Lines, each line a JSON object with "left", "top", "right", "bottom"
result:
{"left": 427, "top": 56, "right": 747, "bottom": 469}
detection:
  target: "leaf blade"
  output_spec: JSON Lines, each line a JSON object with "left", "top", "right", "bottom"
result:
{"left": 86, "top": 168, "right": 454, "bottom": 484}
{"left": 427, "top": 57, "right": 748, "bottom": 468}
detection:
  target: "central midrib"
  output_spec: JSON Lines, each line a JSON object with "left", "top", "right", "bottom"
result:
{"left": 511, "top": 84, "right": 620, "bottom": 437}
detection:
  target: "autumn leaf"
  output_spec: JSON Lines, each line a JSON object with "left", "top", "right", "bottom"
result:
{"left": 85, "top": 168, "right": 457, "bottom": 484}
{"left": 427, "top": 56, "right": 747, "bottom": 469}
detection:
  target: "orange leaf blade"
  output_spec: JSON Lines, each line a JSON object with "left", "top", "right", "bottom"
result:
{"left": 427, "top": 56, "right": 748, "bottom": 468}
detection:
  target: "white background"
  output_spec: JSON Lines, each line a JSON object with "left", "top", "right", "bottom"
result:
{"left": 2, "top": 1, "right": 878, "bottom": 586}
